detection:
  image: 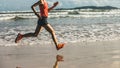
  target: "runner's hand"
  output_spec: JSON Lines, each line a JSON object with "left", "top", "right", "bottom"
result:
{"left": 35, "top": 13, "right": 42, "bottom": 19}
{"left": 53, "top": 1, "right": 59, "bottom": 7}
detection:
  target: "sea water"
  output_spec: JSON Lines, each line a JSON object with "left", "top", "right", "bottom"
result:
{"left": 0, "top": 9, "right": 120, "bottom": 46}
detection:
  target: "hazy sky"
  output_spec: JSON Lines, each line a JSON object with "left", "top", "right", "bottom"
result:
{"left": 0, "top": 0, "right": 120, "bottom": 11}
{"left": 48, "top": 0, "right": 120, "bottom": 8}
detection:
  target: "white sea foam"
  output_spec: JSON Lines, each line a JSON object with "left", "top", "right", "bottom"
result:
{"left": 0, "top": 23, "right": 120, "bottom": 46}
{"left": 0, "top": 9, "right": 120, "bottom": 20}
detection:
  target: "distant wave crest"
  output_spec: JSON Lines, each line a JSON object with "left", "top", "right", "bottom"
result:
{"left": 0, "top": 9, "right": 120, "bottom": 20}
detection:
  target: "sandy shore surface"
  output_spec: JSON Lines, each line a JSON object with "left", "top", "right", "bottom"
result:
{"left": 0, "top": 40, "right": 120, "bottom": 68}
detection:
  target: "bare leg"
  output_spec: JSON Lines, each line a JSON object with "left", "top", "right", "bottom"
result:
{"left": 43, "top": 24, "right": 58, "bottom": 48}
{"left": 23, "top": 24, "right": 43, "bottom": 37}
{"left": 15, "top": 24, "right": 43, "bottom": 43}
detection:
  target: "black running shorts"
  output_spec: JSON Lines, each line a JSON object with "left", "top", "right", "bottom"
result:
{"left": 37, "top": 17, "right": 48, "bottom": 26}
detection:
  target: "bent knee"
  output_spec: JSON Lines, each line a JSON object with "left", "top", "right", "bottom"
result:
{"left": 49, "top": 30, "right": 55, "bottom": 34}
{"left": 33, "top": 33, "right": 38, "bottom": 37}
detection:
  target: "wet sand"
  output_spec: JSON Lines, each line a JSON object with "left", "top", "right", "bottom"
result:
{"left": 0, "top": 40, "right": 120, "bottom": 68}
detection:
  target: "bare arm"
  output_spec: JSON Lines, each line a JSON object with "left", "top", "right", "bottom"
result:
{"left": 48, "top": 1, "right": 59, "bottom": 12}
{"left": 31, "top": 0, "right": 44, "bottom": 18}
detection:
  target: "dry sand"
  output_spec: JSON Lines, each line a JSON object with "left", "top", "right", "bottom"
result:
{"left": 0, "top": 40, "right": 120, "bottom": 68}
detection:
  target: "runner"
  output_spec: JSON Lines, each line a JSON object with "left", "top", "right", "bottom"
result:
{"left": 15, "top": 0, "right": 64, "bottom": 50}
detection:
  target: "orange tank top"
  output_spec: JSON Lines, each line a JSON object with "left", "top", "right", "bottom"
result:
{"left": 39, "top": 0, "right": 48, "bottom": 17}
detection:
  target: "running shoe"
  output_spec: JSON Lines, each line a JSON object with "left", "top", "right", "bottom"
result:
{"left": 57, "top": 43, "right": 65, "bottom": 50}
{"left": 15, "top": 33, "right": 23, "bottom": 43}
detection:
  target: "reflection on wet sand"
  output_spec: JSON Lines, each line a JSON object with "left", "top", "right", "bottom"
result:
{"left": 53, "top": 55, "right": 64, "bottom": 68}
{"left": 16, "top": 66, "right": 21, "bottom": 68}
{"left": 16, "top": 55, "right": 64, "bottom": 68}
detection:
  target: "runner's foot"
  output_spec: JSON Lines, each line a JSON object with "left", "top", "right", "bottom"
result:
{"left": 15, "top": 33, "right": 23, "bottom": 43}
{"left": 57, "top": 43, "right": 65, "bottom": 50}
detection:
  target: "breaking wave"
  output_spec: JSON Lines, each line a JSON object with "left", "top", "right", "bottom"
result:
{"left": 1, "top": 23, "right": 120, "bottom": 46}
{"left": 0, "top": 9, "right": 120, "bottom": 20}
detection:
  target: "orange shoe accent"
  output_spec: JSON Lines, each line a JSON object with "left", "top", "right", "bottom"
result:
{"left": 15, "top": 33, "right": 23, "bottom": 43}
{"left": 57, "top": 43, "right": 65, "bottom": 50}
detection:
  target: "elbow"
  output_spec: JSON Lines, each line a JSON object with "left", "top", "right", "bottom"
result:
{"left": 31, "top": 6, "right": 33, "bottom": 9}
{"left": 31, "top": 5, "right": 34, "bottom": 9}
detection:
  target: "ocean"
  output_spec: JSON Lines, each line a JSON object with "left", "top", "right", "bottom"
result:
{"left": 0, "top": 9, "right": 120, "bottom": 46}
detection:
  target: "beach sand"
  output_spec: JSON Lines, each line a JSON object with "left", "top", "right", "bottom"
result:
{"left": 0, "top": 40, "right": 120, "bottom": 68}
